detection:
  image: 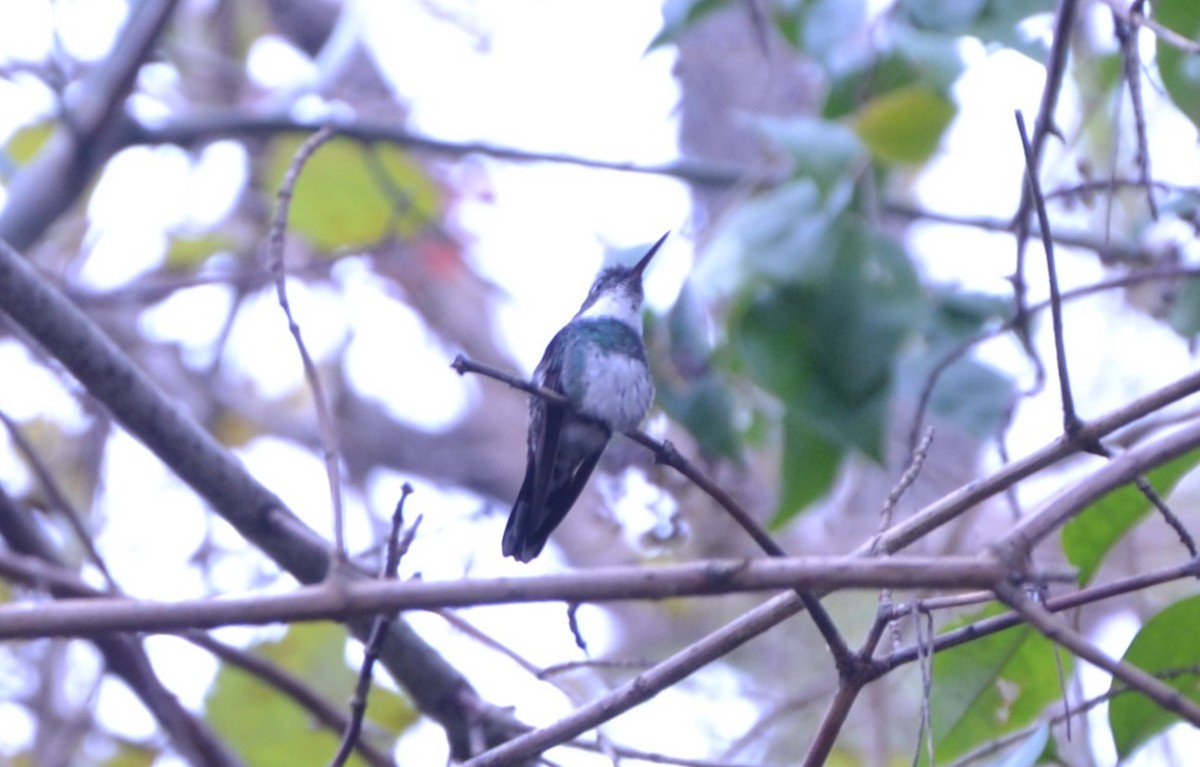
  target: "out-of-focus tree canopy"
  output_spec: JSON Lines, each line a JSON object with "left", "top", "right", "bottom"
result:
{"left": 2, "top": 1, "right": 1200, "bottom": 765}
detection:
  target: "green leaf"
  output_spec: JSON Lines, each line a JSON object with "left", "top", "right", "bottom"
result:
{"left": 772, "top": 409, "right": 842, "bottom": 527}
{"left": 928, "top": 605, "right": 1069, "bottom": 765}
{"left": 695, "top": 179, "right": 835, "bottom": 291}
{"left": 1156, "top": 0, "right": 1200, "bottom": 129}
{"left": 165, "top": 233, "right": 236, "bottom": 270}
{"left": 731, "top": 220, "right": 923, "bottom": 522}
{"left": 659, "top": 375, "right": 742, "bottom": 461}
{"left": 1061, "top": 449, "right": 1200, "bottom": 585}
{"left": 891, "top": 23, "right": 967, "bottom": 91}
{"left": 898, "top": 0, "right": 1054, "bottom": 60}
{"left": 733, "top": 220, "right": 921, "bottom": 427}
{"left": 1109, "top": 595, "right": 1200, "bottom": 759}
{"left": 650, "top": 0, "right": 731, "bottom": 49}
{"left": 651, "top": 283, "right": 742, "bottom": 461}
{"left": 753, "top": 117, "right": 867, "bottom": 195}
{"left": 100, "top": 741, "right": 158, "bottom": 767}
{"left": 923, "top": 359, "right": 1012, "bottom": 439}
{"left": 855, "top": 85, "right": 956, "bottom": 164}
{"left": 899, "top": 0, "right": 987, "bottom": 32}
{"left": 897, "top": 290, "right": 1014, "bottom": 440}
{"left": 206, "top": 623, "right": 416, "bottom": 764}
{"left": 990, "top": 721, "right": 1049, "bottom": 767}
{"left": 1, "top": 121, "right": 54, "bottom": 179}
{"left": 264, "top": 136, "right": 440, "bottom": 251}
{"left": 1167, "top": 275, "right": 1200, "bottom": 337}
{"left": 774, "top": 0, "right": 868, "bottom": 72}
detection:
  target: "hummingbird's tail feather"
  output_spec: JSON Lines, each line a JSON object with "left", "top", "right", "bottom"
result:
{"left": 502, "top": 449, "right": 605, "bottom": 562}
{"left": 502, "top": 469, "right": 540, "bottom": 562}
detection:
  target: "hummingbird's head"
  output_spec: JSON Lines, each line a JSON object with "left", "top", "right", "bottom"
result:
{"left": 576, "top": 232, "right": 669, "bottom": 325}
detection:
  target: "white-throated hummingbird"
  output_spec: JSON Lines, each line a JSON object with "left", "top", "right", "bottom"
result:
{"left": 502, "top": 233, "right": 667, "bottom": 562}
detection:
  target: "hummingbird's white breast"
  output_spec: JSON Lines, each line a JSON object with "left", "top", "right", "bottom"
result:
{"left": 575, "top": 343, "right": 654, "bottom": 433}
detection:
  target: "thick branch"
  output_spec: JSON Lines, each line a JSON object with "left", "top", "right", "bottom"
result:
{"left": 995, "top": 582, "right": 1200, "bottom": 727}
{"left": 0, "top": 0, "right": 181, "bottom": 249}
{"left": 0, "top": 554, "right": 1044, "bottom": 639}
{"left": 0, "top": 238, "right": 483, "bottom": 757}
{"left": 993, "top": 418, "right": 1200, "bottom": 561}
{"left": 874, "top": 365, "right": 1200, "bottom": 557}
{"left": 132, "top": 110, "right": 753, "bottom": 188}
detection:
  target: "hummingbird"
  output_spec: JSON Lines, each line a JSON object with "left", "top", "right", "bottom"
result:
{"left": 502, "top": 233, "right": 668, "bottom": 562}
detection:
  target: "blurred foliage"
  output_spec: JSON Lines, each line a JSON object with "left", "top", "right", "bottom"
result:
{"left": 1155, "top": 0, "right": 1200, "bottom": 130}
{"left": 656, "top": 2, "right": 1200, "bottom": 761}
{"left": 2, "top": 0, "right": 1200, "bottom": 764}
{"left": 1063, "top": 450, "right": 1200, "bottom": 585}
{"left": 263, "top": 136, "right": 442, "bottom": 251}
{"left": 926, "top": 605, "right": 1070, "bottom": 765}
{"left": 206, "top": 623, "right": 416, "bottom": 765}
{"left": 1109, "top": 595, "right": 1200, "bottom": 760}
{"left": 0, "top": 120, "right": 54, "bottom": 177}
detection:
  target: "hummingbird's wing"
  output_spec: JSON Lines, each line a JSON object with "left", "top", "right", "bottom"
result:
{"left": 501, "top": 329, "right": 570, "bottom": 561}
{"left": 528, "top": 328, "right": 569, "bottom": 515}
{"left": 502, "top": 328, "right": 611, "bottom": 561}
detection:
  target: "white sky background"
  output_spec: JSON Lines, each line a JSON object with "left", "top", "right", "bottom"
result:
{"left": 1, "top": 0, "right": 1199, "bottom": 765}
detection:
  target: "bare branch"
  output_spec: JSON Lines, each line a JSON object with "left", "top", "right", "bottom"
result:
{"left": 331, "top": 484, "right": 417, "bottom": 767}
{"left": 1009, "top": 0, "right": 1081, "bottom": 352}
{"left": 134, "top": 110, "right": 756, "bottom": 189}
{"left": 0, "top": 0, "right": 182, "bottom": 249}
{"left": 993, "top": 417, "right": 1200, "bottom": 560}
{"left": 451, "top": 354, "right": 858, "bottom": 675}
{"left": 1016, "top": 110, "right": 1087, "bottom": 439}
{"left": 265, "top": 123, "right": 348, "bottom": 559}
{"left": 0, "top": 554, "right": 1052, "bottom": 640}
{"left": 0, "top": 234, "right": 486, "bottom": 760}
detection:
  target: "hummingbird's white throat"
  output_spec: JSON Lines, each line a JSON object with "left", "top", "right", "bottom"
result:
{"left": 577, "top": 288, "right": 643, "bottom": 329}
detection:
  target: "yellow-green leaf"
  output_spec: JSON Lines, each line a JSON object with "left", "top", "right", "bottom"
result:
{"left": 264, "top": 135, "right": 440, "bottom": 251}
{"left": 2, "top": 121, "right": 54, "bottom": 176}
{"left": 165, "top": 233, "right": 236, "bottom": 270}
{"left": 206, "top": 623, "right": 417, "bottom": 765}
{"left": 100, "top": 740, "right": 158, "bottom": 767}
{"left": 854, "top": 85, "right": 956, "bottom": 165}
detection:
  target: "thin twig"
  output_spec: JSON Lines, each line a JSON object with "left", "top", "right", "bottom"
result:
{"left": 887, "top": 203, "right": 1153, "bottom": 265}
{"left": 538, "top": 658, "right": 654, "bottom": 680}
{"left": 0, "top": 409, "right": 116, "bottom": 590}
{"left": 1044, "top": 177, "right": 1199, "bottom": 201}
{"left": 905, "top": 263, "right": 1200, "bottom": 457}
{"left": 189, "top": 632, "right": 394, "bottom": 767}
{"left": 1132, "top": 473, "right": 1198, "bottom": 557}
{"left": 1111, "top": 0, "right": 1200, "bottom": 55}
{"left": 1009, "top": 0, "right": 1081, "bottom": 356}
{"left": 266, "top": 123, "right": 348, "bottom": 559}
{"left": 878, "top": 427, "right": 934, "bottom": 549}
{"left": 136, "top": 111, "right": 757, "bottom": 189}
{"left": 1016, "top": 110, "right": 1086, "bottom": 440}
{"left": 330, "top": 483, "right": 418, "bottom": 767}
{"left": 875, "top": 556, "right": 1200, "bottom": 676}
{"left": 566, "top": 602, "right": 588, "bottom": 654}
{"left": 912, "top": 608, "right": 936, "bottom": 767}
{"left": 993, "top": 581, "right": 1200, "bottom": 727}
{"left": 451, "top": 354, "right": 858, "bottom": 677}
{"left": 1113, "top": 7, "right": 1159, "bottom": 219}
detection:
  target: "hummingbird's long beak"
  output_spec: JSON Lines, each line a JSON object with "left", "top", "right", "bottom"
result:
{"left": 630, "top": 231, "right": 670, "bottom": 280}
